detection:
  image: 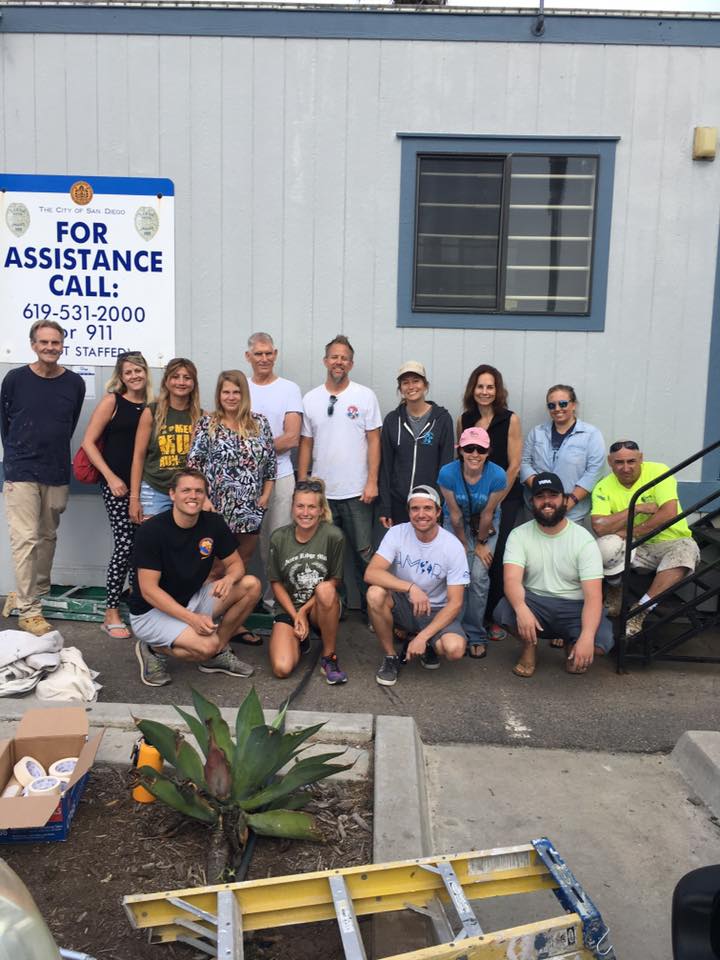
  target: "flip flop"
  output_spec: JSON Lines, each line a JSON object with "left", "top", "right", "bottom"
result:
{"left": 467, "top": 643, "right": 487, "bottom": 659}
{"left": 100, "top": 622, "right": 131, "bottom": 640}
{"left": 231, "top": 630, "right": 264, "bottom": 647}
{"left": 512, "top": 659, "right": 536, "bottom": 678}
{"left": 487, "top": 623, "right": 507, "bottom": 642}
{"left": 550, "top": 638, "right": 565, "bottom": 649}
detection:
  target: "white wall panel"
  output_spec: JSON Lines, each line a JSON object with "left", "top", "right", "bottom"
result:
{"left": 2, "top": 30, "right": 720, "bottom": 588}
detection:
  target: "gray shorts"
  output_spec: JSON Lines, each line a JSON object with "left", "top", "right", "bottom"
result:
{"left": 493, "top": 590, "right": 614, "bottom": 653}
{"left": 598, "top": 534, "right": 699, "bottom": 577}
{"left": 130, "top": 582, "right": 217, "bottom": 648}
{"left": 391, "top": 591, "right": 467, "bottom": 650}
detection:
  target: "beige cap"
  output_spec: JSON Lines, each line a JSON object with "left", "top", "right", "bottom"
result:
{"left": 397, "top": 361, "right": 427, "bottom": 380}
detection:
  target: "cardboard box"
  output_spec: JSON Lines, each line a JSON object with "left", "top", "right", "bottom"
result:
{"left": 0, "top": 706, "right": 103, "bottom": 842}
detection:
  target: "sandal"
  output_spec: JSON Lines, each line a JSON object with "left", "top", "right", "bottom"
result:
{"left": 467, "top": 643, "right": 487, "bottom": 659}
{"left": 487, "top": 623, "right": 507, "bottom": 642}
{"left": 512, "top": 658, "right": 536, "bottom": 678}
{"left": 100, "top": 622, "right": 131, "bottom": 640}
{"left": 550, "top": 638, "right": 565, "bottom": 649}
{"left": 231, "top": 630, "right": 264, "bottom": 647}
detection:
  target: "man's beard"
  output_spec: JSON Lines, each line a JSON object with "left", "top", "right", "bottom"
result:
{"left": 532, "top": 501, "right": 567, "bottom": 527}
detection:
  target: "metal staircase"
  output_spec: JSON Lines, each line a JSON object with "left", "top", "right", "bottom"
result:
{"left": 615, "top": 439, "right": 720, "bottom": 671}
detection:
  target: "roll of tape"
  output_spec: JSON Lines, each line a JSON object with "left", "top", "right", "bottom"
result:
{"left": 1, "top": 775, "right": 22, "bottom": 799}
{"left": 49, "top": 757, "right": 78, "bottom": 779}
{"left": 14, "top": 756, "right": 46, "bottom": 787}
{"left": 26, "top": 776, "right": 62, "bottom": 797}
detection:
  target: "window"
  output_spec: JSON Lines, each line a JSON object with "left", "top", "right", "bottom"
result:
{"left": 398, "top": 135, "right": 618, "bottom": 331}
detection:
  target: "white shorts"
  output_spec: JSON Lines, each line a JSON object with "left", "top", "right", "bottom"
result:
{"left": 130, "top": 582, "right": 216, "bottom": 648}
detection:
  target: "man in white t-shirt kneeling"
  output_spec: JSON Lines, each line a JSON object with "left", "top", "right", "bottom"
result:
{"left": 365, "top": 485, "right": 470, "bottom": 686}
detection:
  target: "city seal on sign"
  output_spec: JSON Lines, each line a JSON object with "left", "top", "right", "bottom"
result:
{"left": 5, "top": 203, "right": 31, "bottom": 238}
{"left": 70, "top": 180, "right": 94, "bottom": 205}
{"left": 135, "top": 206, "right": 160, "bottom": 241}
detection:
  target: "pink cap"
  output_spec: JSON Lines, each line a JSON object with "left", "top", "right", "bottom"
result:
{"left": 458, "top": 427, "right": 490, "bottom": 449}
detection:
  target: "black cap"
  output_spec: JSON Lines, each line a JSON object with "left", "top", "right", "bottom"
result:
{"left": 531, "top": 472, "right": 564, "bottom": 496}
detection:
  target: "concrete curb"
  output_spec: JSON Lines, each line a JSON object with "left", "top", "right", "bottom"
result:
{"left": 373, "top": 715, "right": 431, "bottom": 957}
{"left": 671, "top": 730, "right": 720, "bottom": 819}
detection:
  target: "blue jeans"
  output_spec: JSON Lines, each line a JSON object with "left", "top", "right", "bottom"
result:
{"left": 329, "top": 497, "right": 374, "bottom": 611}
{"left": 463, "top": 528, "right": 498, "bottom": 647}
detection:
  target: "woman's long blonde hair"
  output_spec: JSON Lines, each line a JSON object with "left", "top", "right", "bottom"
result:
{"left": 105, "top": 351, "right": 153, "bottom": 403}
{"left": 154, "top": 358, "right": 201, "bottom": 434}
{"left": 211, "top": 370, "right": 259, "bottom": 438}
{"left": 293, "top": 477, "right": 332, "bottom": 525}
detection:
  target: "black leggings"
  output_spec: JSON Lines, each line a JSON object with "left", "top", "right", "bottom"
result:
{"left": 101, "top": 483, "right": 136, "bottom": 609}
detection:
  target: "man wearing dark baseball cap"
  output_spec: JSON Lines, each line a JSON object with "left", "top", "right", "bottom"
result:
{"left": 493, "top": 471, "right": 613, "bottom": 677}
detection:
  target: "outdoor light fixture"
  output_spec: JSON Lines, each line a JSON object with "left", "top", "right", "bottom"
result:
{"left": 692, "top": 127, "right": 717, "bottom": 161}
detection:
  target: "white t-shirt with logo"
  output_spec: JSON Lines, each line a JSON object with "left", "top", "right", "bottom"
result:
{"left": 376, "top": 523, "right": 470, "bottom": 608}
{"left": 301, "top": 381, "right": 382, "bottom": 500}
{"left": 249, "top": 377, "right": 303, "bottom": 480}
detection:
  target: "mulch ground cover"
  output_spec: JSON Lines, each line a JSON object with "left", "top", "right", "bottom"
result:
{"left": 2, "top": 765, "right": 373, "bottom": 960}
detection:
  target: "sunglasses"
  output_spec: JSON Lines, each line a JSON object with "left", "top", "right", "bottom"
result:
{"left": 327, "top": 395, "right": 338, "bottom": 417}
{"left": 547, "top": 400, "right": 570, "bottom": 410}
{"left": 461, "top": 445, "right": 489, "bottom": 454}
{"left": 295, "top": 480, "right": 323, "bottom": 493}
{"left": 117, "top": 351, "right": 143, "bottom": 361}
{"left": 609, "top": 440, "right": 640, "bottom": 453}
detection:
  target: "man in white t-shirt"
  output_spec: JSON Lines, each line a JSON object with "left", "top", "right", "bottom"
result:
{"left": 298, "top": 334, "right": 382, "bottom": 612}
{"left": 246, "top": 332, "right": 303, "bottom": 606}
{"left": 365, "top": 485, "right": 470, "bottom": 686}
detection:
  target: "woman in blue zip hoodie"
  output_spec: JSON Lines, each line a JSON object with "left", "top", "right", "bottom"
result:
{"left": 378, "top": 361, "right": 455, "bottom": 527}
{"left": 520, "top": 383, "right": 605, "bottom": 526}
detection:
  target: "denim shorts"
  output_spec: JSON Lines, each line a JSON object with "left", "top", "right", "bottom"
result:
{"left": 130, "top": 582, "right": 216, "bottom": 648}
{"left": 140, "top": 480, "right": 172, "bottom": 517}
{"left": 391, "top": 591, "right": 466, "bottom": 650}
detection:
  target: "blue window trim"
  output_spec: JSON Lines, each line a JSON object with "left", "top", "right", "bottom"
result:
{"left": 701, "top": 213, "right": 720, "bottom": 489}
{"left": 396, "top": 134, "right": 618, "bottom": 332}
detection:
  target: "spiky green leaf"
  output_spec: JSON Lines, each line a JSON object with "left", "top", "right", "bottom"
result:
{"left": 138, "top": 769, "right": 217, "bottom": 824}
{"left": 135, "top": 718, "right": 181, "bottom": 767}
{"left": 271, "top": 699, "right": 289, "bottom": 731}
{"left": 204, "top": 732, "right": 232, "bottom": 799}
{"left": 265, "top": 792, "right": 313, "bottom": 812}
{"left": 175, "top": 740, "right": 207, "bottom": 788}
{"left": 191, "top": 688, "right": 234, "bottom": 763}
{"left": 230, "top": 725, "right": 278, "bottom": 802}
{"left": 174, "top": 705, "right": 210, "bottom": 758}
{"left": 241, "top": 758, "right": 353, "bottom": 812}
{"left": 247, "top": 809, "right": 322, "bottom": 841}
{"left": 234, "top": 687, "right": 265, "bottom": 756}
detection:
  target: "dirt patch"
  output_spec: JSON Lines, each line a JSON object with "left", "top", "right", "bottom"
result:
{"left": 2, "top": 765, "right": 373, "bottom": 960}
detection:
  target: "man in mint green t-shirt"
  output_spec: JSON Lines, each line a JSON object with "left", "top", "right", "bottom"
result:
{"left": 493, "top": 472, "right": 613, "bottom": 679}
{"left": 590, "top": 441, "right": 699, "bottom": 637}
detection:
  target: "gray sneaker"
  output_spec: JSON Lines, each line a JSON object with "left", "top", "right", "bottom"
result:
{"left": 376, "top": 655, "right": 400, "bottom": 686}
{"left": 198, "top": 646, "right": 254, "bottom": 678}
{"left": 135, "top": 640, "right": 171, "bottom": 687}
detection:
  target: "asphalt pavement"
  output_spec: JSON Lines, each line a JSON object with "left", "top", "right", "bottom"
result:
{"left": 4, "top": 609, "right": 719, "bottom": 754}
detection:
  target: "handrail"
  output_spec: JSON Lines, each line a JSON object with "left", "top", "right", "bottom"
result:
{"left": 618, "top": 437, "right": 720, "bottom": 651}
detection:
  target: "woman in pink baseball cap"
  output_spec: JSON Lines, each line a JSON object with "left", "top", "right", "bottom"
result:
{"left": 437, "top": 426, "right": 507, "bottom": 658}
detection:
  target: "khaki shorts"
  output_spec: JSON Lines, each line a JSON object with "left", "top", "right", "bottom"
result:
{"left": 597, "top": 534, "right": 699, "bottom": 577}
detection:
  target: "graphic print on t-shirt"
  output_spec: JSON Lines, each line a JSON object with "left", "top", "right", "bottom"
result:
{"left": 283, "top": 553, "right": 327, "bottom": 605}
{"left": 157, "top": 423, "right": 192, "bottom": 470}
{"left": 198, "top": 538, "right": 214, "bottom": 558}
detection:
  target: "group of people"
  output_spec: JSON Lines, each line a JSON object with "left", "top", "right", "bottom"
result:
{"left": 1, "top": 322, "right": 699, "bottom": 690}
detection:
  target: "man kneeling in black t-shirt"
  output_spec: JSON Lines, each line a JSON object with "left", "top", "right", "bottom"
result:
{"left": 129, "top": 468, "right": 262, "bottom": 686}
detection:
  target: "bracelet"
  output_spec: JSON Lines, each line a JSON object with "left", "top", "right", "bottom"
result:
{"left": 568, "top": 493, "right": 579, "bottom": 505}
{"left": 129, "top": 496, "right": 139, "bottom": 500}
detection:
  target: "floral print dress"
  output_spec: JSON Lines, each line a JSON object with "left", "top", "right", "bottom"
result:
{"left": 188, "top": 413, "right": 277, "bottom": 534}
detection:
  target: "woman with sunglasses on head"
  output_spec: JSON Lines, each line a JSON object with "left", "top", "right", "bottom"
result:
{"left": 81, "top": 351, "right": 152, "bottom": 639}
{"left": 188, "top": 370, "right": 276, "bottom": 570}
{"left": 459, "top": 364, "right": 523, "bottom": 640}
{"left": 378, "top": 361, "right": 454, "bottom": 528}
{"left": 129, "top": 357, "right": 202, "bottom": 524}
{"left": 438, "top": 427, "right": 507, "bottom": 659}
{"left": 267, "top": 478, "right": 347, "bottom": 684}
{"left": 520, "top": 384, "right": 605, "bottom": 528}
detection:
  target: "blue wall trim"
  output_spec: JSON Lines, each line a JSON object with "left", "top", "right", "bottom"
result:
{"left": 2, "top": 6, "right": 720, "bottom": 46}
{"left": 0, "top": 174, "right": 174, "bottom": 196}
{"left": 396, "top": 135, "right": 617, "bottom": 332}
{"left": 702, "top": 215, "right": 720, "bottom": 485}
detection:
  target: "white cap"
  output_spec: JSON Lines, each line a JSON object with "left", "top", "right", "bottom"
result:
{"left": 397, "top": 361, "right": 427, "bottom": 380}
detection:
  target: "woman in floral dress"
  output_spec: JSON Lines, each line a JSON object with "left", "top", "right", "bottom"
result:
{"left": 188, "top": 370, "right": 276, "bottom": 567}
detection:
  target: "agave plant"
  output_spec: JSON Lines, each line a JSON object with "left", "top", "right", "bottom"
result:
{"left": 134, "top": 687, "right": 353, "bottom": 880}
